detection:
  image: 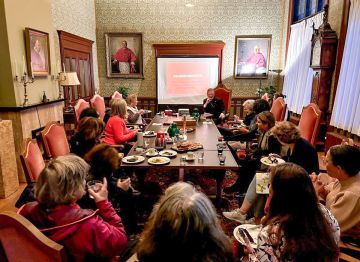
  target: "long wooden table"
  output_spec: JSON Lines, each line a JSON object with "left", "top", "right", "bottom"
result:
{"left": 122, "top": 115, "right": 239, "bottom": 202}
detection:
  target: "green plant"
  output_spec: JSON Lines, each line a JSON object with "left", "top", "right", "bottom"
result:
{"left": 255, "top": 85, "right": 277, "bottom": 97}
{"left": 117, "top": 86, "right": 129, "bottom": 99}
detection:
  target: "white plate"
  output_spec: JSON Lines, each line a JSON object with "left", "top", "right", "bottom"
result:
{"left": 143, "top": 110, "right": 152, "bottom": 114}
{"left": 148, "top": 156, "right": 171, "bottom": 165}
{"left": 233, "top": 224, "right": 261, "bottom": 249}
{"left": 143, "top": 131, "right": 156, "bottom": 137}
{"left": 260, "top": 156, "right": 285, "bottom": 166}
{"left": 159, "top": 150, "right": 177, "bottom": 158}
{"left": 145, "top": 150, "right": 158, "bottom": 157}
{"left": 122, "top": 155, "right": 145, "bottom": 164}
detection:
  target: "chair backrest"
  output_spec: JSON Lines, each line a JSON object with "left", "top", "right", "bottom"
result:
{"left": 74, "top": 99, "right": 90, "bottom": 122}
{"left": 214, "top": 83, "right": 232, "bottom": 112}
{"left": 111, "top": 91, "right": 123, "bottom": 100}
{"left": 41, "top": 122, "right": 70, "bottom": 159}
{"left": 298, "top": 103, "right": 322, "bottom": 146}
{"left": 270, "top": 97, "right": 287, "bottom": 122}
{"left": 90, "top": 94, "right": 105, "bottom": 120}
{"left": 20, "top": 139, "right": 45, "bottom": 183}
{"left": 0, "top": 211, "right": 67, "bottom": 262}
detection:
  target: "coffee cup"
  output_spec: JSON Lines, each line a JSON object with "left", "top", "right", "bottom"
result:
{"left": 187, "top": 152, "right": 195, "bottom": 160}
{"left": 148, "top": 148, "right": 157, "bottom": 155}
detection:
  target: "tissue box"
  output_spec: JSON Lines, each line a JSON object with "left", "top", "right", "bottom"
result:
{"left": 173, "top": 119, "right": 196, "bottom": 127}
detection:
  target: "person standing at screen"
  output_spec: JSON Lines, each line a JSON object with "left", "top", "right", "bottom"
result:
{"left": 203, "top": 88, "right": 226, "bottom": 125}
{"left": 113, "top": 40, "right": 137, "bottom": 74}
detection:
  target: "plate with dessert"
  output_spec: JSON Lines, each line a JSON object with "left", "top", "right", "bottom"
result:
{"left": 122, "top": 155, "right": 145, "bottom": 164}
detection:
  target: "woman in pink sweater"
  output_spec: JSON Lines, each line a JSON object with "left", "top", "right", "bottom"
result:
{"left": 104, "top": 98, "right": 138, "bottom": 146}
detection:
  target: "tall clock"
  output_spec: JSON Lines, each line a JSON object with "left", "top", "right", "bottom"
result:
{"left": 310, "top": 4, "right": 337, "bottom": 114}
{"left": 309, "top": 4, "right": 337, "bottom": 145}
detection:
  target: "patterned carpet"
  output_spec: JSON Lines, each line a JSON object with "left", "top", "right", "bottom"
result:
{"left": 141, "top": 168, "right": 243, "bottom": 237}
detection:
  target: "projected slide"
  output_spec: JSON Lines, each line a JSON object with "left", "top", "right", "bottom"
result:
{"left": 157, "top": 57, "right": 219, "bottom": 104}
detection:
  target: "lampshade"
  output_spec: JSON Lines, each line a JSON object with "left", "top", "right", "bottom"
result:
{"left": 59, "top": 72, "right": 80, "bottom": 86}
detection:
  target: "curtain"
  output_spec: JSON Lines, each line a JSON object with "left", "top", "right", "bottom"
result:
{"left": 330, "top": 0, "right": 360, "bottom": 136}
{"left": 283, "top": 13, "right": 323, "bottom": 114}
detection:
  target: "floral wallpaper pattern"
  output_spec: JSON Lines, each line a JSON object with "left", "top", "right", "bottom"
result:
{"left": 95, "top": 0, "right": 288, "bottom": 97}
{"left": 50, "top": 0, "right": 99, "bottom": 91}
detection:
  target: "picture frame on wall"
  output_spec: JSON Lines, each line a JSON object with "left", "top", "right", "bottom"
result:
{"left": 234, "top": 35, "right": 271, "bottom": 79}
{"left": 24, "top": 28, "right": 51, "bottom": 77}
{"left": 105, "top": 32, "right": 144, "bottom": 79}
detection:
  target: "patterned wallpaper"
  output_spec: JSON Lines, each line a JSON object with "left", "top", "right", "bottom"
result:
{"left": 50, "top": 0, "right": 99, "bottom": 91}
{"left": 95, "top": 0, "right": 288, "bottom": 97}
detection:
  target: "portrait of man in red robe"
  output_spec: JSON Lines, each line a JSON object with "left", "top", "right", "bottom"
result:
{"left": 112, "top": 40, "right": 137, "bottom": 74}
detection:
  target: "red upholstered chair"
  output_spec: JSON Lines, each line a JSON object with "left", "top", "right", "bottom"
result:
{"left": 90, "top": 94, "right": 105, "bottom": 121}
{"left": 111, "top": 91, "right": 123, "bottom": 99}
{"left": 298, "top": 103, "right": 322, "bottom": 146}
{"left": 0, "top": 211, "right": 67, "bottom": 262}
{"left": 74, "top": 99, "right": 90, "bottom": 123}
{"left": 270, "top": 97, "right": 287, "bottom": 122}
{"left": 41, "top": 122, "right": 70, "bottom": 159}
{"left": 20, "top": 139, "right": 45, "bottom": 183}
{"left": 214, "top": 83, "right": 232, "bottom": 113}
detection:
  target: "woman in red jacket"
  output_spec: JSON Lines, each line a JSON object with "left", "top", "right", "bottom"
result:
{"left": 104, "top": 98, "right": 138, "bottom": 148}
{"left": 19, "top": 154, "right": 127, "bottom": 262}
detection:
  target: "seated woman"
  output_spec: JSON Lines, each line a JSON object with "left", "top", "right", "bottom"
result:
{"left": 18, "top": 154, "right": 127, "bottom": 261}
{"left": 223, "top": 121, "right": 319, "bottom": 222}
{"left": 240, "top": 163, "right": 339, "bottom": 261}
{"left": 224, "top": 111, "right": 281, "bottom": 194}
{"left": 70, "top": 116, "right": 104, "bottom": 158}
{"left": 83, "top": 144, "right": 139, "bottom": 235}
{"left": 104, "top": 98, "right": 138, "bottom": 153}
{"left": 136, "top": 182, "right": 233, "bottom": 262}
{"left": 126, "top": 94, "right": 146, "bottom": 125}
{"left": 312, "top": 144, "right": 360, "bottom": 241}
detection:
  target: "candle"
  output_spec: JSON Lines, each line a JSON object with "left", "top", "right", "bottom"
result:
{"left": 57, "top": 59, "right": 60, "bottom": 74}
{"left": 30, "top": 62, "right": 33, "bottom": 77}
{"left": 63, "top": 63, "right": 66, "bottom": 73}
{"left": 15, "top": 59, "right": 18, "bottom": 76}
{"left": 22, "top": 56, "right": 25, "bottom": 74}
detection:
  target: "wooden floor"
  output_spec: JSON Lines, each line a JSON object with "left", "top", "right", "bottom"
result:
{"left": 0, "top": 183, "right": 27, "bottom": 213}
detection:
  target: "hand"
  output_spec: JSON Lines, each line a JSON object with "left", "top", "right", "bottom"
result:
{"left": 117, "top": 177, "right": 131, "bottom": 191}
{"left": 130, "top": 64, "right": 136, "bottom": 73}
{"left": 233, "top": 115, "right": 240, "bottom": 122}
{"left": 219, "top": 113, "right": 225, "bottom": 119}
{"left": 118, "top": 153, "right": 124, "bottom": 159}
{"left": 342, "top": 138, "right": 354, "bottom": 146}
{"left": 88, "top": 177, "right": 108, "bottom": 203}
{"left": 310, "top": 172, "right": 318, "bottom": 183}
{"left": 138, "top": 109, "right": 145, "bottom": 115}
{"left": 112, "top": 59, "right": 118, "bottom": 64}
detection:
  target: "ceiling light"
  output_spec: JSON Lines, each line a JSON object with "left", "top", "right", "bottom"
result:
{"left": 185, "top": 3, "right": 195, "bottom": 8}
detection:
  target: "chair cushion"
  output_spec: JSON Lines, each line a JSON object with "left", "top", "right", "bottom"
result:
{"left": 44, "top": 124, "right": 70, "bottom": 158}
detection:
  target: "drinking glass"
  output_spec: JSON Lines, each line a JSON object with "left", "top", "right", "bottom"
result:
{"left": 87, "top": 180, "right": 102, "bottom": 199}
{"left": 198, "top": 151, "right": 204, "bottom": 162}
{"left": 219, "top": 155, "right": 226, "bottom": 165}
{"left": 217, "top": 144, "right": 224, "bottom": 155}
{"left": 180, "top": 155, "right": 186, "bottom": 166}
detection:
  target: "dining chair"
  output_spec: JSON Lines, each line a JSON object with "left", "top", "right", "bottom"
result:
{"left": 90, "top": 94, "right": 106, "bottom": 121}
{"left": 111, "top": 91, "right": 123, "bottom": 99}
{"left": 41, "top": 121, "right": 70, "bottom": 159}
{"left": 0, "top": 211, "right": 67, "bottom": 262}
{"left": 20, "top": 138, "right": 45, "bottom": 183}
{"left": 214, "top": 82, "right": 232, "bottom": 114}
{"left": 74, "top": 99, "right": 90, "bottom": 123}
{"left": 298, "top": 103, "right": 322, "bottom": 146}
{"left": 270, "top": 97, "right": 287, "bottom": 122}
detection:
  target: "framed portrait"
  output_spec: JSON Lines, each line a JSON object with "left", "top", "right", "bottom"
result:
{"left": 234, "top": 35, "right": 272, "bottom": 79}
{"left": 24, "top": 28, "right": 51, "bottom": 77}
{"left": 105, "top": 32, "right": 144, "bottom": 79}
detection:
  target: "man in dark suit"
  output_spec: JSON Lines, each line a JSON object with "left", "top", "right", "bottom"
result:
{"left": 203, "top": 88, "right": 226, "bottom": 125}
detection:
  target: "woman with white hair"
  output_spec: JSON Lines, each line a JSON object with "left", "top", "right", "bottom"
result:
{"left": 136, "top": 182, "right": 234, "bottom": 262}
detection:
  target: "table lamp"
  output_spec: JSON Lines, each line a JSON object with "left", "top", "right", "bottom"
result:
{"left": 59, "top": 72, "right": 80, "bottom": 110}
